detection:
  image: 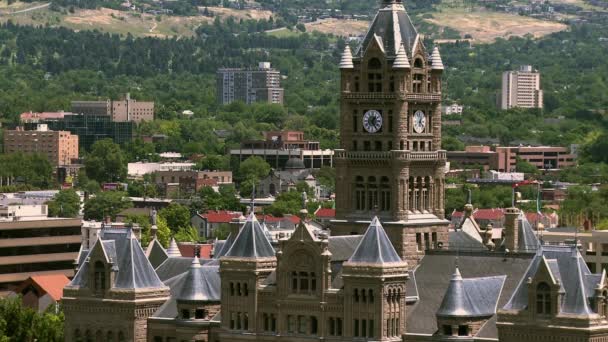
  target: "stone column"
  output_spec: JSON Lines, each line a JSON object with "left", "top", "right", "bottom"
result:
{"left": 504, "top": 207, "right": 520, "bottom": 252}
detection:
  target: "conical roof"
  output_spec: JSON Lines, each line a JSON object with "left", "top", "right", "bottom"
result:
{"left": 176, "top": 256, "right": 221, "bottom": 303}
{"left": 347, "top": 217, "right": 402, "bottom": 264}
{"left": 224, "top": 213, "right": 275, "bottom": 258}
{"left": 437, "top": 265, "right": 505, "bottom": 318}
{"left": 430, "top": 46, "right": 444, "bottom": 70}
{"left": 393, "top": 44, "right": 410, "bottom": 69}
{"left": 167, "top": 238, "right": 181, "bottom": 257}
{"left": 339, "top": 46, "right": 354, "bottom": 69}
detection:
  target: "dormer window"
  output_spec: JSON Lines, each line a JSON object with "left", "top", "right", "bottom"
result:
{"left": 94, "top": 261, "right": 105, "bottom": 293}
{"left": 414, "top": 58, "right": 423, "bottom": 68}
{"left": 536, "top": 282, "right": 551, "bottom": 315}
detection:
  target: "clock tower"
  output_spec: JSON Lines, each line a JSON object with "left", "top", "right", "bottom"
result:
{"left": 331, "top": 0, "right": 449, "bottom": 264}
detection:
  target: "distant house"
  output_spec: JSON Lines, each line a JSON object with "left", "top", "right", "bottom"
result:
{"left": 314, "top": 207, "right": 335, "bottom": 227}
{"left": 11, "top": 274, "right": 70, "bottom": 312}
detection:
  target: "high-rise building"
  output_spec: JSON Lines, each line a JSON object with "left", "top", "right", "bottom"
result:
{"left": 500, "top": 65, "right": 543, "bottom": 110}
{"left": 3, "top": 124, "right": 79, "bottom": 166}
{"left": 71, "top": 93, "right": 155, "bottom": 123}
{"left": 216, "top": 62, "right": 284, "bottom": 105}
{"left": 331, "top": 0, "right": 449, "bottom": 264}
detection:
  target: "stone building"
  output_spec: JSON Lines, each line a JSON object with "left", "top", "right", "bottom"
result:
{"left": 63, "top": 228, "right": 170, "bottom": 342}
{"left": 331, "top": 0, "right": 449, "bottom": 265}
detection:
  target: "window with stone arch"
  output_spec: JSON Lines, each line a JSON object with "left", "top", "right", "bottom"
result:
{"left": 536, "top": 282, "right": 552, "bottom": 315}
{"left": 367, "top": 176, "right": 378, "bottom": 210}
{"left": 355, "top": 176, "right": 366, "bottom": 211}
{"left": 380, "top": 177, "right": 391, "bottom": 212}
{"left": 94, "top": 261, "right": 105, "bottom": 293}
{"left": 288, "top": 251, "right": 317, "bottom": 294}
{"left": 367, "top": 58, "right": 383, "bottom": 92}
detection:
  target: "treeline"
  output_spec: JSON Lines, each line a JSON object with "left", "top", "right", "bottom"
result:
{"left": 0, "top": 20, "right": 334, "bottom": 77}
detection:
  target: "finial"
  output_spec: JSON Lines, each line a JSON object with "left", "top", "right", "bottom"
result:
{"left": 467, "top": 189, "right": 472, "bottom": 205}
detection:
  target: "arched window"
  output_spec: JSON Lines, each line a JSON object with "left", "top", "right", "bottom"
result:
{"left": 414, "top": 58, "right": 423, "bottom": 68}
{"left": 94, "top": 261, "right": 105, "bottom": 293}
{"left": 118, "top": 331, "right": 125, "bottom": 342}
{"left": 380, "top": 177, "right": 391, "bottom": 211}
{"left": 368, "top": 176, "right": 378, "bottom": 210}
{"left": 536, "top": 282, "right": 551, "bottom": 315}
{"left": 106, "top": 331, "right": 114, "bottom": 342}
{"left": 74, "top": 329, "right": 82, "bottom": 342}
{"left": 368, "top": 58, "right": 382, "bottom": 69}
{"left": 413, "top": 74, "right": 424, "bottom": 93}
{"left": 95, "top": 330, "right": 102, "bottom": 342}
{"left": 354, "top": 288, "right": 359, "bottom": 302}
{"left": 85, "top": 330, "right": 92, "bottom": 342}
{"left": 355, "top": 176, "right": 365, "bottom": 211}
{"left": 369, "top": 289, "right": 374, "bottom": 303}
{"left": 367, "top": 58, "right": 383, "bottom": 92}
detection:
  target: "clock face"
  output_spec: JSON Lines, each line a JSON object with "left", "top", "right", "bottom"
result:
{"left": 363, "top": 110, "right": 383, "bottom": 133}
{"left": 413, "top": 110, "right": 426, "bottom": 133}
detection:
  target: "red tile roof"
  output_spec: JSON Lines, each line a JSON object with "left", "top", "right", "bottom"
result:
{"left": 18, "top": 274, "right": 71, "bottom": 301}
{"left": 200, "top": 210, "right": 242, "bottom": 223}
{"left": 177, "top": 243, "right": 213, "bottom": 259}
{"left": 315, "top": 208, "right": 336, "bottom": 218}
{"left": 452, "top": 208, "right": 505, "bottom": 221}
{"left": 257, "top": 214, "right": 301, "bottom": 224}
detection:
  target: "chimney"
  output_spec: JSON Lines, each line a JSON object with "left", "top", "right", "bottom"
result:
{"left": 504, "top": 207, "right": 520, "bottom": 252}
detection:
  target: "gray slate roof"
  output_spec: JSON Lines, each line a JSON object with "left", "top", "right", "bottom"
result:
{"left": 155, "top": 257, "right": 215, "bottom": 281}
{"left": 449, "top": 231, "right": 488, "bottom": 251}
{"left": 146, "top": 239, "right": 169, "bottom": 269}
{"left": 213, "top": 233, "right": 236, "bottom": 259}
{"left": 437, "top": 266, "right": 506, "bottom": 318}
{"left": 70, "top": 228, "right": 165, "bottom": 289}
{"left": 348, "top": 217, "right": 402, "bottom": 264}
{"left": 177, "top": 256, "right": 221, "bottom": 303}
{"left": 223, "top": 213, "right": 275, "bottom": 258}
{"left": 518, "top": 212, "right": 540, "bottom": 252}
{"left": 328, "top": 235, "right": 362, "bottom": 261}
{"left": 503, "top": 245, "right": 602, "bottom": 316}
{"left": 153, "top": 260, "right": 221, "bottom": 319}
{"left": 406, "top": 252, "right": 532, "bottom": 337}
{"left": 356, "top": 2, "right": 420, "bottom": 58}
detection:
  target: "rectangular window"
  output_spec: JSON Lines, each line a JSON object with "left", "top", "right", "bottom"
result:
{"left": 336, "top": 318, "right": 342, "bottom": 336}
{"left": 287, "top": 315, "right": 296, "bottom": 333}
{"left": 353, "top": 114, "right": 358, "bottom": 132}
{"left": 271, "top": 314, "right": 277, "bottom": 332}
{"left": 329, "top": 318, "right": 335, "bottom": 336}
{"left": 388, "top": 111, "right": 393, "bottom": 132}
{"left": 263, "top": 314, "right": 269, "bottom": 331}
{"left": 368, "top": 319, "right": 374, "bottom": 338}
{"left": 310, "top": 316, "right": 318, "bottom": 335}
{"left": 195, "top": 309, "right": 205, "bottom": 319}
{"left": 353, "top": 140, "right": 358, "bottom": 151}
{"left": 458, "top": 325, "right": 468, "bottom": 336}
{"left": 354, "top": 319, "right": 359, "bottom": 337}
{"left": 361, "top": 319, "right": 367, "bottom": 337}
{"left": 298, "top": 315, "right": 307, "bottom": 334}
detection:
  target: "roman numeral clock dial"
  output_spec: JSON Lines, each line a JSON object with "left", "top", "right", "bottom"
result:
{"left": 413, "top": 110, "right": 426, "bottom": 133}
{"left": 363, "top": 110, "right": 383, "bottom": 133}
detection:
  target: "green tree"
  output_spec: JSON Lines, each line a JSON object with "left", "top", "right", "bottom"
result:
{"left": 84, "top": 139, "right": 127, "bottom": 183}
{"left": 238, "top": 156, "right": 271, "bottom": 196}
{"left": 47, "top": 189, "right": 81, "bottom": 218}
{"left": 442, "top": 136, "right": 465, "bottom": 151}
{"left": 0, "top": 296, "right": 63, "bottom": 341}
{"left": 515, "top": 157, "right": 540, "bottom": 175}
{"left": 83, "top": 191, "right": 132, "bottom": 220}
{"left": 159, "top": 203, "right": 192, "bottom": 233}
{"left": 174, "top": 226, "right": 201, "bottom": 243}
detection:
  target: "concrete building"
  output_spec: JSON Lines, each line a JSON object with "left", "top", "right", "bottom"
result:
{"left": 230, "top": 131, "right": 334, "bottom": 170}
{"left": 3, "top": 125, "right": 79, "bottom": 166}
{"left": 500, "top": 65, "right": 543, "bottom": 110}
{"left": 0, "top": 205, "right": 81, "bottom": 294}
{"left": 442, "top": 103, "right": 463, "bottom": 115}
{"left": 128, "top": 162, "right": 196, "bottom": 178}
{"left": 217, "top": 62, "right": 284, "bottom": 105}
{"left": 71, "top": 93, "right": 154, "bottom": 123}
{"left": 447, "top": 145, "right": 499, "bottom": 171}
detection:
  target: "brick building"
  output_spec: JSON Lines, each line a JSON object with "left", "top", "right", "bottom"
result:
{"left": 447, "top": 145, "right": 577, "bottom": 171}
{"left": 153, "top": 170, "right": 233, "bottom": 197}
{"left": 3, "top": 124, "right": 78, "bottom": 166}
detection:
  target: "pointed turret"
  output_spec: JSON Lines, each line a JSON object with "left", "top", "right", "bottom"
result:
{"left": 177, "top": 256, "right": 221, "bottom": 303}
{"left": 347, "top": 217, "right": 403, "bottom": 264}
{"left": 393, "top": 44, "right": 410, "bottom": 69}
{"left": 223, "top": 213, "right": 275, "bottom": 258}
{"left": 166, "top": 238, "right": 181, "bottom": 257}
{"left": 339, "top": 45, "right": 354, "bottom": 69}
{"left": 431, "top": 46, "right": 444, "bottom": 70}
